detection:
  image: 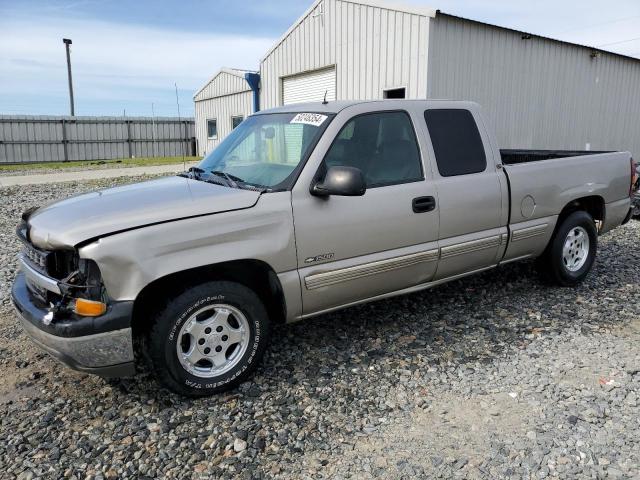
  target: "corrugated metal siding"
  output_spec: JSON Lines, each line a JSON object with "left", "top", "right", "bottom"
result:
{"left": 194, "top": 91, "right": 253, "bottom": 156}
{"left": 260, "top": 0, "right": 430, "bottom": 109}
{"left": 194, "top": 71, "right": 251, "bottom": 102}
{"left": 282, "top": 66, "right": 337, "bottom": 104}
{"left": 0, "top": 116, "right": 194, "bottom": 164}
{"left": 427, "top": 14, "right": 640, "bottom": 158}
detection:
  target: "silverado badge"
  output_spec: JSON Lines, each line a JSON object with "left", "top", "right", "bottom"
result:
{"left": 304, "top": 253, "right": 335, "bottom": 264}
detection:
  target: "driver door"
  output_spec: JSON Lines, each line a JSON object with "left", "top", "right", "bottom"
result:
{"left": 291, "top": 106, "right": 440, "bottom": 316}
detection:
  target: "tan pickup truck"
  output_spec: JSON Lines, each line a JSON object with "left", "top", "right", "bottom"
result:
{"left": 12, "top": 100, "right": 637, "bottom": 396}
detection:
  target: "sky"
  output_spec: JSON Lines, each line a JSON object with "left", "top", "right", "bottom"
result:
{"left": 0, "top": 0, "right": 639, "bottom": 117}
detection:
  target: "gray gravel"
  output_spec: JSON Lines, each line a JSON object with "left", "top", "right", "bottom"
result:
{"left": 0, "top": 159, "right": 196, "bottom": 177}
{"left": 0, "top": 177, "right": 639, "bottom": 479}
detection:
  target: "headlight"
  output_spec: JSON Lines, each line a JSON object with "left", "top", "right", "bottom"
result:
{"left": 58, "top": 257, "right": 105, "bottom": 302}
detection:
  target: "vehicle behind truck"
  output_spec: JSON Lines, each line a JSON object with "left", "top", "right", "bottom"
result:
{"left": 12, "top": 100, "right": 636, "bottom": 396}
{"left": 632, "top": 163, "right": 640, "bottom": 218}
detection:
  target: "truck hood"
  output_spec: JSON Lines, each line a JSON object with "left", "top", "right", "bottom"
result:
{"left": 27, "top": 176, "right": 261, "bottom": 249}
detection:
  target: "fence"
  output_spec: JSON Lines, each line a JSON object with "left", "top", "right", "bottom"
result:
{"left": 0, "top": 115, "right": 196, "bottom": 164}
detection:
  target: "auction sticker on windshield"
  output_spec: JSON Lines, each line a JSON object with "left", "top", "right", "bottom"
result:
{"left": 290, "top": 113, "right": 328, "bottom": 127}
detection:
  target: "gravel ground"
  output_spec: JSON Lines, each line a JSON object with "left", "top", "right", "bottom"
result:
{"left": 0, "top": 177, "right": 638, "bottom": 479}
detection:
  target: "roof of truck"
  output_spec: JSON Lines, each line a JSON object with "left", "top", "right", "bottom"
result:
{"left": 256, "top": 99, "right": 473, "bottom": 115}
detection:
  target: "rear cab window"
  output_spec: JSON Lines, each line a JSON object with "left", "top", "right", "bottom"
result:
{"left": 424, "top": 109, "right": 487, "bottom": 177}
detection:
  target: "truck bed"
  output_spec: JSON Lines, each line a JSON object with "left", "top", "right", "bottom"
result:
{"left": 501, "top": 149, "right": 612, "bottom": 165}
{"left": 502, "top": 151, "right": 632, "bottom": 232}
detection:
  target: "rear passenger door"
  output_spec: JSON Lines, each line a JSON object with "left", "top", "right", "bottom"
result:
{"left": 422, "top": 107, "right": 508, "bottom": 280}
{"left": 292, "top": 107, "right": 440, "bottom": 316}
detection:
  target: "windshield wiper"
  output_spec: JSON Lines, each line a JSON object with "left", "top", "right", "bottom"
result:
{"left": 179, "top": 167, "right": 230, "bottom": 188}
{"left": 209, "top": 171, "right": 270, "bottom": 192}
{"left": 210, "top": 170, "right": 239, "bottom": 189}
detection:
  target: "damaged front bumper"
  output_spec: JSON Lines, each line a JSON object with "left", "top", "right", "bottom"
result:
{"left": 11, "top": 272, "right": 136, "bottom": 378}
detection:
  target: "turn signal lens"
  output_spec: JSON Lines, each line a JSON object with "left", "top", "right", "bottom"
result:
{"left": 74, "top": 298, "right": 107, "bottom": 317}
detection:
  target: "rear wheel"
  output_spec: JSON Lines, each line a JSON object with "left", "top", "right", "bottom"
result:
{"left": 148, "top": 281, "right": 270, "bottom": 397}
{"left": 536, "top": 211, "right": 598, "bottom": 286}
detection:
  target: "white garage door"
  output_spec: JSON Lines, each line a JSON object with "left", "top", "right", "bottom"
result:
{"left": 282, "top": 67, "right": 336, "bottom": 105}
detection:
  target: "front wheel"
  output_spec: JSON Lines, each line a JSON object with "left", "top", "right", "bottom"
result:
{"left": 148, "top": 281, "right": 270, "bottom": 397}
{"left": 536, "top": 211, "right": 598, "bottom": 286}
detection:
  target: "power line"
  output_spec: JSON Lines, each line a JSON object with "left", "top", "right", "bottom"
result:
{"left": 597, "top": 36, "right": 640, "bottom": 48}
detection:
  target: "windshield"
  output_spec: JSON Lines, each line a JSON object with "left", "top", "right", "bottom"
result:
{"left": 198, "top": 112, "right": 332, "bottom": 190}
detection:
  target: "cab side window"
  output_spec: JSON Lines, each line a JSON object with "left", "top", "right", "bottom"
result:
{"left": 323, "top": 111, "right": 423, "bottom": 188}
{"left": 424, "top": 109, "right": 487, "bottom": 177}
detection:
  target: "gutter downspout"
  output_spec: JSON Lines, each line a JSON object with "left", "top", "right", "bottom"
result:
{"left": 245, "top": 73, "right": 260, "bottom": 113}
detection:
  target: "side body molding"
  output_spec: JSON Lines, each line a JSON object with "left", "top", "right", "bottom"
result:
{"left": 304, "top": 249, "right": 439, "bottom": 290}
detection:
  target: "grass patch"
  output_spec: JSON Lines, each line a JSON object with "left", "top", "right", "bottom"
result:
{"left": 0, "top": 156, "right": 202, "bottom": 172}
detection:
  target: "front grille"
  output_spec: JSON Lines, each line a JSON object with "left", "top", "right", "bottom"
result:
{"left": 22, "top": 243, "right": 49, "bottom": 273}
{"left": 16, "top": 222, "right": 78, "bottom": 279}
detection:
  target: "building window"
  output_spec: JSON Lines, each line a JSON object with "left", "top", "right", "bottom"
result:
{"left": 383, "top": 87, "right": 406, "bottom": 99}
{"left": 424, "top": 109, "right": 487, "bottom": 177}
{"left": 231, "top": 116, "right": 244, "bottom": 130}
{"left": 207, "top": 119, "right": 218, "bottom": 139}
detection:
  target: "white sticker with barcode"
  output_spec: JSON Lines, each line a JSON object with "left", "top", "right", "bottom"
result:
{"left": 290, "top": 113, "right": 328, "bottom": 127}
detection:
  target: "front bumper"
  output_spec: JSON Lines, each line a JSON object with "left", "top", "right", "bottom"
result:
{"left": 11, "top": 273, "right": 135, "bottom": 377}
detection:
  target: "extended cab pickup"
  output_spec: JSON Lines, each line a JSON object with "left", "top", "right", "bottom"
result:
{"left": 12, "top": 100, "right": 636, "bottom": 396}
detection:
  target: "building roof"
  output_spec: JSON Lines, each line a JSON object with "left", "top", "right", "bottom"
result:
{"left": 259, "top": 0, "right": 639, "bottom": 65}
{"left": 438, "top": 12, "right": 640, "bottom": 64}
{"left": 261, "top": 0, "right": 437, "bottom": 62}
{"left": 193, "top": 68, "right": 257, "bottom": 100}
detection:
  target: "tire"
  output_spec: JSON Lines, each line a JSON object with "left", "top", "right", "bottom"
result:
{"left": 536, "top": 211, "right": 598, "bottom": 287}
{"left": 148, "top": 281, "right": 270, "bottom": 397}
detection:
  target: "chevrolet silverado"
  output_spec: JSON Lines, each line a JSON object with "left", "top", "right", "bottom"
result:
{"left": 12, "top": 100, "right": 637, "bottom": 396}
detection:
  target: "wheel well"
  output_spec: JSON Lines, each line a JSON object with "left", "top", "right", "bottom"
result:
{"left": 557, "top": 195, "right": 605, "bottom": 229}
{"left": 131, "top": 260, "right": 287, "bottom": 341}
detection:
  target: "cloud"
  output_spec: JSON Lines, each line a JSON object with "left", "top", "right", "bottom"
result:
{"left": 0, "top": 14, "right": 275, "bottom": 115}
{"left": 1, "top": 0, "right": 638, "bottom": 115}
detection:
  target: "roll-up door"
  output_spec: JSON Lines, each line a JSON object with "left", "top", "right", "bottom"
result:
{"left": 282, "top": 67, "right": 336, "bottom": 105}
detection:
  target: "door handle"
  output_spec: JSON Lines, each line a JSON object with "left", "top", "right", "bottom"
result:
{"left": 412, "top": 196, "right": 436, "bottom": 213}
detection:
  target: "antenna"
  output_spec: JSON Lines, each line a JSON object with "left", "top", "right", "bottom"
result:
{"left": 175, "top": 83, "right": 185, "bottom": 171}
{"left": 322, "top": 90, "right": 329, "bottom": 105}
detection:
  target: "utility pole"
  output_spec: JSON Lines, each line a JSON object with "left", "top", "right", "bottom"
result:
{"left": 62, "top": 38, "right": 75, "bottom": 116}
{"left": 175, "top": 83, "right": 185, "bottom": 170}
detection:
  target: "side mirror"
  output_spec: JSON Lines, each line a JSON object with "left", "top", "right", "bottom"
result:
{"left": 312, "top": 166, "right": 366, "bottom": 197}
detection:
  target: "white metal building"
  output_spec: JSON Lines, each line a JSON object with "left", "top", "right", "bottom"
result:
{"left": 260, "top": 0, "right": 433, "bottom": 108}
{"left": 194, "top": 68, "right": 257, "bottom": 156}
{"left": 195, "top": 0, "right": 640, "bottom": 158}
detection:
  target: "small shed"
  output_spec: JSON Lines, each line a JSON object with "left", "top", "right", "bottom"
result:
{"left": 193, "top": 68, "right": 258, "bottom": 156}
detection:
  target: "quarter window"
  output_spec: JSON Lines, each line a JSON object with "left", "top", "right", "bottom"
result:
{"left": 323, "top": 111, "right": 423, "bottom": 188}
{"left": 424, "top": 109, "right": 487, "bottom": 177}
{"left": 207, "top": 119, "right": 218, "bottom": 139}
